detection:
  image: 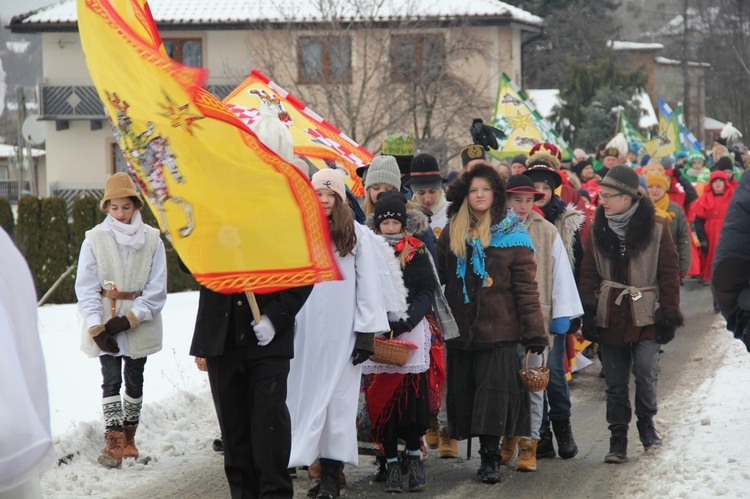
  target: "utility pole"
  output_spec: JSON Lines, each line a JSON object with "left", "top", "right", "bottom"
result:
{"left": 681, "top": 0, "right": 691, "bottom": 133}
{"left": 15, "top": 86, "right": 26, "bottom": 201}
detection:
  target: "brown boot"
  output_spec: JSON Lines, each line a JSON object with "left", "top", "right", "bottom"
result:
{"left": 437, "top": 427, "right": 458, "bottom": 459}
{"left": 424, "top": 415, "right": 439, "bottom": 449}
{"left": 516, "top": 437, "right": 538, "bottom": 472}
{"left": 98, "top": 430, "right": 124, "bottom": 468}
{"left": 499, "top": 435, "right": 520, "bottom": 465}
{"left": 122, "top": 425, "right": 139, "bottom": 459}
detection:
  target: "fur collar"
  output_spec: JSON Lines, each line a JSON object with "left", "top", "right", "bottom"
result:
{"left": 592, "top": 197, "right": 656, "bottom": 260}
{"left": 365, "top": 206, "right": 430, "bottom": 236}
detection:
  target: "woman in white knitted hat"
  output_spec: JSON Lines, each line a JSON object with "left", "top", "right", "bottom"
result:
{"left": 75, "top": 172, "right": 167, "bottom": 469}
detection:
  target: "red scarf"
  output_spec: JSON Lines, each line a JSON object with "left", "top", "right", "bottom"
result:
{"left": 394, "top": 235, "right": 424, "bottom": 262}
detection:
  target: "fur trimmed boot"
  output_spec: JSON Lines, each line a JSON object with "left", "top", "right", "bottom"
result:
{"left": 98, "top": 430, "right": 124, "bottom": 468}
{"left": 122, "top": 424, "right": 139, "bottom": 459}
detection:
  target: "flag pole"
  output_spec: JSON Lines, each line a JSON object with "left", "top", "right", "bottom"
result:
{"left": 245, "top": 291, "right": 262, "bottom": 324}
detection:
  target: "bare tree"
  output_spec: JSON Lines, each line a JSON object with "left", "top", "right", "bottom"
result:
{"left": 240, "top": 0, "right": 493, "bottom": 166}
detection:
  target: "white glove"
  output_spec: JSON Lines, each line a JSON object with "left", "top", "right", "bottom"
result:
{"left": 252, "top": 315, "right": 276, "bottom": 346}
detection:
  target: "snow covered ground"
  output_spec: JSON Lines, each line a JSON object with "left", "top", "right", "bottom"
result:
{"left": 35, "top": 291, "right": 750, "bottom": 497}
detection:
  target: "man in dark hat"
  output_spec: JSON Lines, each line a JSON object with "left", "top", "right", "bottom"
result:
{"left": 579, "top": 165, "right": 682, "bottom": 465}
{"left": 510, "top": 154, "right": 528, "bottom": 175}
{"left": 593, "top": 147, "right": 620, "bottom": 177}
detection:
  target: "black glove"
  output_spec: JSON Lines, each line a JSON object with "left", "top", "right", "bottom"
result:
{"left": 581, "top": 314, "right": 600, "bottom": 342}
{"left": 526, "top": 345, "right": 545, "bottom": 355}
{"left": 352, "top": 332, "right": 375, "bottom": 365}
{"left": 352, "top": 349, "right": 371, "bottom": 365}
{"left": 700, "top": 241, "right": 709, "bottom": 254}
{"left": 105, "top": 315, "right": 131, "bottom": 335}
{"left": 388, "top": 321, "right": 409, "bottom": 337}
{"left": 93, "top": 329, "right": 120, "bottom": 354}
{"left": 655, "top": 328, "right": 675, "bottom": 345}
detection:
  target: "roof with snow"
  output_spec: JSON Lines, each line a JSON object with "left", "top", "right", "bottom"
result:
{"left": 10, "top": 0, "right": 543, "bottom": 32}
{"left": 655, "top": 56, "right": 710, "bottom": 69}
{"left": 0, "top": 144, "right": 46, "bottom": 159}
{"left": 704, "top": 116, "right": 726, "bottom": 131}
{"left": 608, "top": 40, "right": 664, "bottom": 51}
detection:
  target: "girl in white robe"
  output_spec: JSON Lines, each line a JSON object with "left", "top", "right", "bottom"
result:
{"left": 287, "top": 169, "right": 390, "bottom": 499}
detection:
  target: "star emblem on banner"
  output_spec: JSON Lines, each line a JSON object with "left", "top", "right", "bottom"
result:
{"left": 160, "top": 93, "right": 204, "bottom": 135}
{"left": 506, "top": 110, "right": 535, "bottom": 133}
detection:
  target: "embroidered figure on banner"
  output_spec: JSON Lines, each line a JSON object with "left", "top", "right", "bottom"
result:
{"left": 249, "top": 89, "right": 292, "bottom": 124}
{"left": 105, "top": 90, "right": 195, "bottom": 238}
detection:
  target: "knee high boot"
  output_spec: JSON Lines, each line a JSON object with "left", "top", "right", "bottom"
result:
{"left": 123, "top": 394, "right": 142, "bottom": 459}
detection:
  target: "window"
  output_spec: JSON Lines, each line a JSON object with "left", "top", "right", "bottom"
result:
{"left": 163, "top": 38, "right": 203, "bottom": 67}
{"left": 111, "top": 143, "right": 129, "bottom": 174}
{"left": 298, "top": 36, "right": 352, "bottom": 84}
{"left": 390, "top": 34, "right": 445, "bottom": 83}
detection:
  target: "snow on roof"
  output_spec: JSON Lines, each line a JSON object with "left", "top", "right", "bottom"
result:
{"left": 5, "top": 40, "right": 31, "bottom": 54}
{"left": 635, "top": 90, "right": 657, "bottom": 129}
{"left": 704, "top": 116, "right": 726, "bottom": 131}
{"left": 608, "top": 40, "right": 664, "bottom": 51}
{"left": 0, "top": 144, "right": 46, "bottom": 159}
{"left": 15, "top": 0, "right": 542, "bottom": 27}
{"left": 655, "top": 56, "right": 710, "bottom": 68}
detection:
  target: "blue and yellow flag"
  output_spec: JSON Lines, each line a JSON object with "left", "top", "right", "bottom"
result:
{"left": 77, "top": 0, "right": 341, "bottom": 293}
{"left": 645, "top": 113, "right": 684, "bottom": 158}
{"left": 489, "top": 73, "right": 572, "bottom": 161}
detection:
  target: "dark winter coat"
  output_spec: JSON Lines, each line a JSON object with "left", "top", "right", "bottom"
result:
{"left": 437, "top": 165, "right": 547, "bottom": 350}
{"left": 180, "top": 259, "right": 312, "bottom": 359}
{"left": 666, "top": 200, "right": 692, "bottom": 276}
{"left": 366, "top": 207, "right": 437, "bottom": 335}
{"left": 712, "top": 170, "right": 750, "bottom": 336}
{"left": 579, "top": 199, "right": 683, "bottom": 346}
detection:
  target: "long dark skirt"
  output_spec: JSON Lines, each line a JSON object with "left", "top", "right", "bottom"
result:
{"left": 446, "top": 344, "right": 530, "bottom": 440}
{"left": 371, "top": 372, "right": 431, "bottom": 445}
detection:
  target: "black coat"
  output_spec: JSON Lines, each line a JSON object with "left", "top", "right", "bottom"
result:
{"left": 180, "top": 258, "right": 312, "bottom": 359}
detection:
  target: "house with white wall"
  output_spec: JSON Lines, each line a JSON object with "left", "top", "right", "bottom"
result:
{"left": 10, "top": 0, "right": 542, "bottom": 199}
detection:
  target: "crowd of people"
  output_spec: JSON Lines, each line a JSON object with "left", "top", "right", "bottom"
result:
{"left": 63, "top": 122, "right": 750, "bottom": 499}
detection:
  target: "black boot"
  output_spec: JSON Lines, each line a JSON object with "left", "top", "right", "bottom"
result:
{"left": 315, "top": 458, "right": 341, "bottom": 499}
{"left": 604, "top": 431, "right": 628, "bottom": 464}
{"left": 536, "top": 426, "right": 556, "bottom": 458}
{"left": 373, "top": 455, "right": 387, "bottom": 482}
{"left": 477, "top": 438, "right": 501, "bottom": 485}
{"left": 552, "top": 419, "right": 578, "bottom": 459}
{"left": 636, "top": 418, "right": 663, "bottom": 450}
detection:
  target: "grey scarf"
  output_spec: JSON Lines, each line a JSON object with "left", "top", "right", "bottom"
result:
{"left": 605, "top": 200, "right": 640, "bottom": 240}
{"left": 381, "top": 233, "right": 405, "bottom": 247}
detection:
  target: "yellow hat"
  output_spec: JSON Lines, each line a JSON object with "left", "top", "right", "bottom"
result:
{"left": 641, "top": 164, "right": 670, "bottom": 191}
{"left": 101, "top": 172, "right": 142, "bottom": 209}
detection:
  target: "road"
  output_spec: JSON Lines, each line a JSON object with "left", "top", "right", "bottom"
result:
{"left": 131, "top": 282, "right": 719, "bottom": 498}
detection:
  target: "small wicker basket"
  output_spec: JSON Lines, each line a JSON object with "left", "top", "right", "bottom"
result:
{"left": 369, "top": 331, "right": 414, "bottom": 366}
{"left": 519, "top": 350, "right": 549, "bottom": 392}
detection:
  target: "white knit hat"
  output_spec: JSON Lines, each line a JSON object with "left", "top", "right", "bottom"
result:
{"left": 311, "top": 169, "right": 347, "bottom": 202}
{"left": 364, "top": 155, "right": 401, "bottom": 191}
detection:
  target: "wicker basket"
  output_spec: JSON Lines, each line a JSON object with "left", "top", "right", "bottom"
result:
{"left": 369, "top": 331, "right": 412, "bottom": 366}
{"left": 519, "top": 350, "right": 549, "bottom": 392}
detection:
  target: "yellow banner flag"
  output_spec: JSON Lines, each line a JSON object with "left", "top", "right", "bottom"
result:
{"left": 224, "top": 71, "right": 371, "bottom": 198}
{"left": 77, "top": 0, "right": 341, "bottom": 293}
{"left": 645, "top": 113, "right": 684, "bottom": 158}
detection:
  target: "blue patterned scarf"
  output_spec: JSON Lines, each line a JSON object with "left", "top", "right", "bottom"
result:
{"left": 455, "top": 211, "right": 535, "bottom": 303}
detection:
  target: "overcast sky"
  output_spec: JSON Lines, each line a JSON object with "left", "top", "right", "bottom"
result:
{"left": 1, "top": 0, "right": 54, "bottom": 21}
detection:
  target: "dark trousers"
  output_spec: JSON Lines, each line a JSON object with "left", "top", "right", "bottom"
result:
{"left": 207, "top": 348, "right": 293, "bottom": 499}
{"left": 100, "top": 354, "right": 147, "bottom": 399}
{"left": 600, "top": 340, "right": 660, "bottom": 433}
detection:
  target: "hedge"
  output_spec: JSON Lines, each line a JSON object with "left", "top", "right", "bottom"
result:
{"left": 0, "top": 197, "right": 13, "bottom": 236}
{"left": 15, "top": 196, "right": 43, "bottom": 294}
{"left": 39, "top": 197, "right": 74, "bottom": 304}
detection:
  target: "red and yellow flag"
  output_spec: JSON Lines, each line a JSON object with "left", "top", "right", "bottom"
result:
{"left": 224, "top": 71, "right": 371, "bottom": 198}
{"left": 77, "top": 0, "right": 341, "bottom": 293}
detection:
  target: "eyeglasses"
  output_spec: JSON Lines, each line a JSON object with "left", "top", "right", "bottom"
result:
{"left": 599, "top": 192, "right": 626, "bottom": 202}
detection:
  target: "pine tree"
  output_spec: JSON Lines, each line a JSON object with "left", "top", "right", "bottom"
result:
{"left": 0, "top": 197, "right": 13, "bottom": 237}
{"left": 39, "top": 197, "right": 73, "bottom": 303}
{"left": 15, "top": 196, "right": 43, "bottom": 296}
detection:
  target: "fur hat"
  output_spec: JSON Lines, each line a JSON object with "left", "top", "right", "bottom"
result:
{"left": 460, "top": 144, "right": 486, "bottom": 168}
{"left": 524, "top": 164, "right": 562, "bottom": 190}
{"left": 406, "top": 153, "right": 443, "bottom": 188}
{"left": 505, "top": 174, "right": 544, "bottom": 201}
{"left": 446, "top": 164, "right": 506, "bottom": 223}
{"left": 526, "top": 143, "right": 562, "bottom": 170}
{"left": 311, "top": 169, "right": 347, "bottom": 202}
{"left": 101, "top": 172, "right": 142, "bottom": 209}
{"left": 364, "top": 155, "right": 401, "bottom": 190}
{"left": 597, "top": 164, "right": 643, "bottom": 199}
{"left": 374, "top": 191, "right": 408, "bottom": 228}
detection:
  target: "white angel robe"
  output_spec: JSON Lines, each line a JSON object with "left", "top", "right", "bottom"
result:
{"left": 549, "top": 234, "right": 583, "bottom": 321}
{"left": 287, "top": 223, "right": 390, "bottom": 466}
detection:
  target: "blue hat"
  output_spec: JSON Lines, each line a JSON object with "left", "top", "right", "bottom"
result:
{"left": 640, "top": 154, "right": 651, "bottom": 167}
{"left": 675, "top": 151, "right": 688, "bottom": 160}
{"left": 629, "top": 141, "right": 640, "bottom": 154}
